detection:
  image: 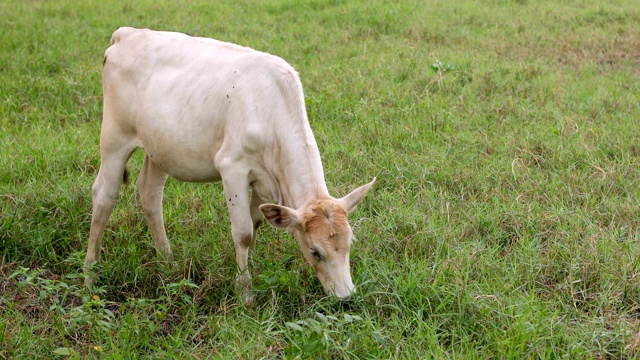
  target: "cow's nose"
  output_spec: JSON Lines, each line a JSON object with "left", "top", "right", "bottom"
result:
{"left": 334, "top": 284, "right": 355, "bottom": 300}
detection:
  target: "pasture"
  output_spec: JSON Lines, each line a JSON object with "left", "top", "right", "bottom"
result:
{"left": 1, "top": 0, "right": 639, "bottom": 358}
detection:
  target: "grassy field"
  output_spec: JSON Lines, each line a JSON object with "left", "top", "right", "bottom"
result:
{"left": 1, "top": 0, "right": 639, "bottom": 358}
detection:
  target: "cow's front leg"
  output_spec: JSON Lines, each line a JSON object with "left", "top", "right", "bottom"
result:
{"left": 249, "top": 189, "right": 266, "bottom": 247}
{"left": 219, "top": 166, "right": 254, "bottom": 303}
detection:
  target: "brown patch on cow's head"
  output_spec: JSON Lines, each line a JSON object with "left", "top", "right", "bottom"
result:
{"left": 301, "top": 199, "right": 349, "bottom": 241}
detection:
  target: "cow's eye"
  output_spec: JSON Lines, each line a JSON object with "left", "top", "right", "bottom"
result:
{"left": 310, "top": 248, "right": 322, "bottom": 261}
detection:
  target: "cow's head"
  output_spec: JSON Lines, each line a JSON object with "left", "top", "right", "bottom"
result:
{"left": 260, "top": 179, "right": 375, "bottom": 299}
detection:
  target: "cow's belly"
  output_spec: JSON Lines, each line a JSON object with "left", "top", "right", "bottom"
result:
{"left": 159, "top": 157, "right": 221, "bottom": 183}
{"left": 148, "top": 150, "right": 221, "bottom": 182}
{"left": 139, "top": 133, "right": 222, "bottom": 183}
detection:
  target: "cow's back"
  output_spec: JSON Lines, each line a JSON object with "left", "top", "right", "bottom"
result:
{"left": 103, "top": 27, "right": 304, "bottom": 127}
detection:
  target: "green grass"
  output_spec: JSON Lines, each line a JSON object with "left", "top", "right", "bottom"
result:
{"left": 2, "top": 0, "right": 640, "bottom": 358}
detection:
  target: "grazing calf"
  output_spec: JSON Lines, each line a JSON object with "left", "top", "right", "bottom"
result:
{"left": 84, "top": 27, "right": 375, "bottom": 301}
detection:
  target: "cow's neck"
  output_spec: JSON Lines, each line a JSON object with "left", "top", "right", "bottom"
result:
{"left": 275, "top": 127, "right": 330, "bottom": 209}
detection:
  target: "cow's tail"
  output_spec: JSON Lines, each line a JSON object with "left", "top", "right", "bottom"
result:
{"left": 105, "top": 27, "right": 137, "bottom": 66}
{"left": 109, "top": 26, "right": 136, "bottom": 46}
{"left": 123, "top": 167, "right": 130, "bottom": 186}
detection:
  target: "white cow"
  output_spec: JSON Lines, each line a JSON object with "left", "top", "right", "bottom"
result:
{"left": 84, "top": 27, "right": 375, "bottom": 301}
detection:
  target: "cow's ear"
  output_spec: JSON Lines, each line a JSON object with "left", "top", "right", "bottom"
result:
{"left": 260, "top": 204, "right": 302, "bottom": 230}
{"left": 337, "top": 178, "right": 376, "bottom": 213}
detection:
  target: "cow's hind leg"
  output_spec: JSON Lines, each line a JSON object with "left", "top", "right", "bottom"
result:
{"left": 137, "top": 155, "right": 171, "bottom": 256}
{"left": 84, "top": 147, "right": 136, "bottom": 286}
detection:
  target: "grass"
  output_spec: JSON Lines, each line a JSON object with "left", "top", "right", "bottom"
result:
{"left": 1, "top": 0, "right": 640, "bottom": 358}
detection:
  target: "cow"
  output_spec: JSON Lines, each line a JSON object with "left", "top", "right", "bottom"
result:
{"left": 83, "top": 27, "right": 375, "bottom": 302}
